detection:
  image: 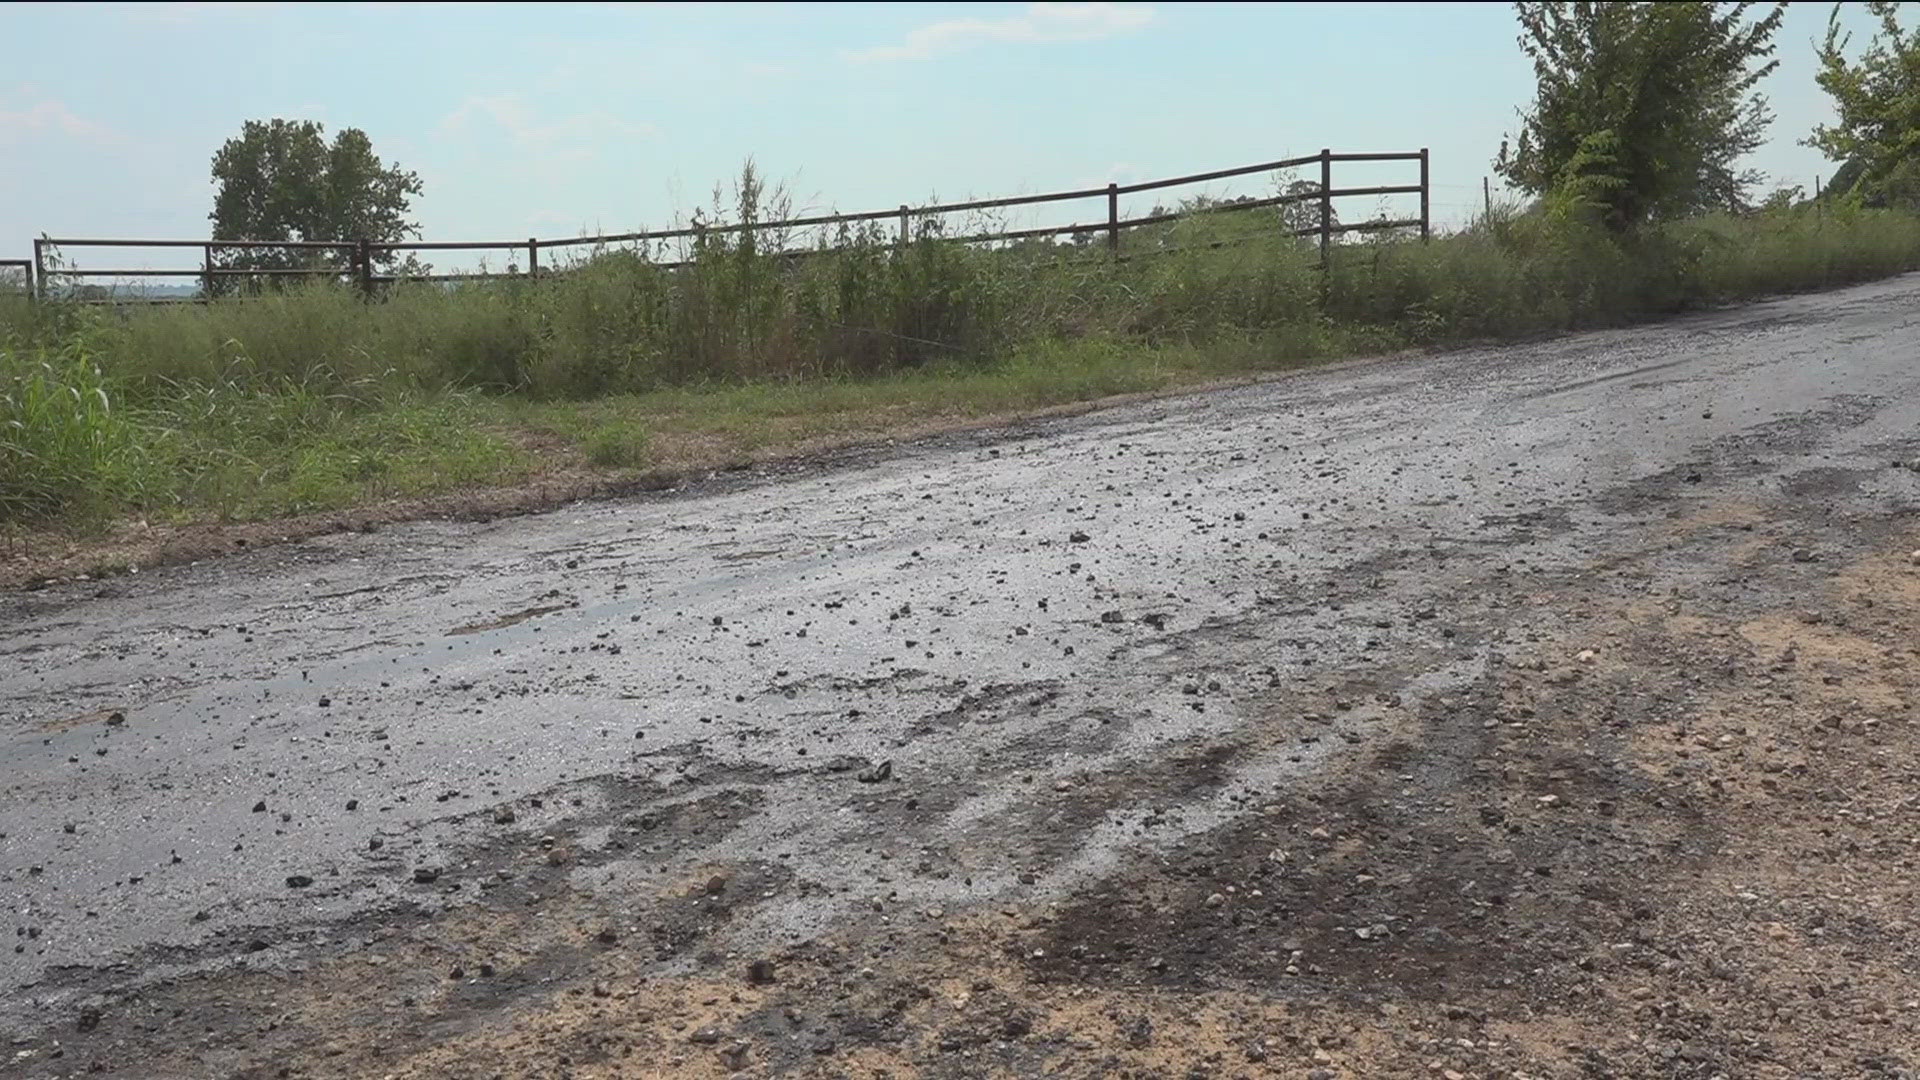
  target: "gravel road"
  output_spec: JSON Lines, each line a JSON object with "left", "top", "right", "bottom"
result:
{"left": 5, "top": 276, "right": 1919, "bottom": 1079}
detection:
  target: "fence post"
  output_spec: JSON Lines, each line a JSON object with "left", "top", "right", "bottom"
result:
{"left": 1483, "top": 176, "right": 1492, "bottom": 221}
{"left": 1319, "top": 148, "right": 1332, "bottom": 270}
{"left": 355, "top": 238, "right": 373, "bottom": 298}
{"left": 1419, "top": 147, "right": 1431, "bottom": 243}
{"left": 527, "top": 238, "right": 539, "bottom": 278}
{"left": 897, "top": 204, "right": 910, "bottom": 248}
{"left": 31, "top": 237, "right": 44, "bottom": 302}
{"left": 203, "top": 244, "right": 215, "bottom": 300}
{"left": 1107, "top": 182, "right": 1119, "bottom": 257}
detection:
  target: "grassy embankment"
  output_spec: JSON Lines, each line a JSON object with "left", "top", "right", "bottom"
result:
{"left": 4, "top": 187, "right": 1919, "bottom": 535}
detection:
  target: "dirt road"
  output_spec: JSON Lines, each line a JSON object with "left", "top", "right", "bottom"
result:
{"left": 5, "top": 276, "right": 1920, "bottom": 1079}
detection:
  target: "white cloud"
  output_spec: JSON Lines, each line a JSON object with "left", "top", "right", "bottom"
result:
{"left": 438, "top": 93, "right": 657, "bottom": 158}
{"left": 850, "top": 2, "right": 1154, "bottom": 62}
{"left": 0, "top": 89, "right": 119, "bottom": 148}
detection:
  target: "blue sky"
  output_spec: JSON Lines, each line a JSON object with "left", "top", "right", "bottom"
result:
{"left": 0, "top": 2, "right": 1884, "bottom": 272}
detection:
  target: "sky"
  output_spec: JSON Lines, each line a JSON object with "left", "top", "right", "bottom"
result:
{"left": 0, "top": 1, "right": 1887, "bottom": 275}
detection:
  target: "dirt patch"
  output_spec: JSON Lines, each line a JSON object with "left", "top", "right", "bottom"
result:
{"left": 446, "top": 602, "right": 571, "bottom": 636}
{"left": 34, "top": 705, "right": 127, "bottom": 733}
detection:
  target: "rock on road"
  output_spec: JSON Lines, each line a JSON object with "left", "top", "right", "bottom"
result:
{"left": 4, "top": 275, "right": 1920, "bottom": 1078}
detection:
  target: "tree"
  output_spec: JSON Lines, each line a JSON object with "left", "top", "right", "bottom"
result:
{"left": 1280, "top": 180, "right": 1337, "bottom": 238}
{"left": 1807, "top": 2, "right": 1919, "bottom": 207}
{"left": 1494, "top": 2, "right": 1786, "bottom": 231}
{"left": 208, "top": 119, "right": 423, "bottom": 291}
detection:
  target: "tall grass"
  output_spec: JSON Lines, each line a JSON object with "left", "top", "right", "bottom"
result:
{"left": 29, "top": 202, "right": 1919, "bottom": 404}
{"left": 5, "top": 180, "right": 1920, "bottom": 530}
{"left": 0, "top": 340, "right": 147, "bottom": 520}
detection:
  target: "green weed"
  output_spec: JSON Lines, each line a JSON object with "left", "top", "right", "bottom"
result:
{"left": 3, "top": 180, "right": 1919, "bottom": 532}
{"left": 0, "top": 340, "right": 149, "bottom": 521}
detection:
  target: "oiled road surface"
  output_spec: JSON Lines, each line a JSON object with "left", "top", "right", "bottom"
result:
{"left": 5, "top": 276, "right": 1919, "bottom": 1079}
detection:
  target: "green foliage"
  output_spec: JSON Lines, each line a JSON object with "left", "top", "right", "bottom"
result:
{"left": 2, "top": 185, "right": 1919, "bottom": 530}
{"left": 1117, "top": 216, "right": 1322, "bottom": 336}
{"left": 1280, "top": 181, "right": 1335, "bottom": 237}
{"left": 209, "top": 119, "right": 424, "bottom": 289}
{"left": 1808, "top": 1, "right": 1920, "bottom": 208}
{"left": 582, "top": 426, "right": 650, "bottom": 469}
{"left": 1676, "top": 200, "right": 1920, "bottom": 294}
{"left": 1496, "top": 1, "right": 1786, "bottom": 231}
{"left": 142, "top": 387, "right": 524, "bottom": 517}
{"left": 0, "top": 340, "right": 147, "bottom": 520}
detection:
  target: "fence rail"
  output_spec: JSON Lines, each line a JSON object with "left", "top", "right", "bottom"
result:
{"left": 24, "top": 148, "right": 1430, "bottom": 302}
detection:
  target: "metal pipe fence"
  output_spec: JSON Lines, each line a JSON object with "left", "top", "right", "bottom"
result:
{"left": 22, "top": 149, "right": 1431, "bottom": 302}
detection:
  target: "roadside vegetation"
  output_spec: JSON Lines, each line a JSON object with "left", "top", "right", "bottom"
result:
{"left": 4, "top": 0, "right": 1918, "bottom": 536}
